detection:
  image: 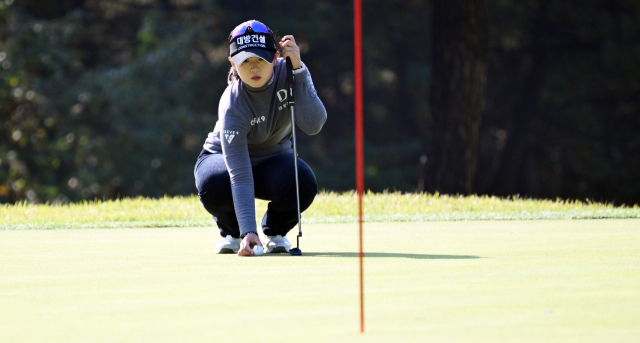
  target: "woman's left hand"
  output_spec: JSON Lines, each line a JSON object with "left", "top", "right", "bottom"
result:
{"left": 280, "top": 35, "right": 302, "bottom": 69}
{"left": 238, "top": 233, "right": 262, "bottom": 256}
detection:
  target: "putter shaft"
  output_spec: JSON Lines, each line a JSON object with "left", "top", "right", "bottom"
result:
{"left": 286, "top": 57, "right": 302, "bottom": 252}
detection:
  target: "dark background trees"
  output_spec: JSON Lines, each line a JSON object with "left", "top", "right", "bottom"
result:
{"left": 1, "top": 0, "right": 639, "bottom": 205}
{"left": 423, "top": 0, "right": 488, "bottom": 194}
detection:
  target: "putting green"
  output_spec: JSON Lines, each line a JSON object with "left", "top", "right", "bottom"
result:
{"left": 1, "top": 220, "right": 639, "bottom": 342}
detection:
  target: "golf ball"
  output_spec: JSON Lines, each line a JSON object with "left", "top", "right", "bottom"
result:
{"left": 253, "top": 245, "right": 264, "bottom": 256}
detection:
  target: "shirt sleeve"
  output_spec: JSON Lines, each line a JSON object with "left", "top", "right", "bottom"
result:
{"left": 292, "top": 63, "right": 327, "bottom": 135}
{"left": 219, "top": 108, "right": 256, "bottom": 236}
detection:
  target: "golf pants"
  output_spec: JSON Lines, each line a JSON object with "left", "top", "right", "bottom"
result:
{"left": 194, "top": 149, "right": 318, "bottom": 238}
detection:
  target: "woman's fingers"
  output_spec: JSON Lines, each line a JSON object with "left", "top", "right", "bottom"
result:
{"left": 238, "top": 245, "right": 252, "bottom": 256}
{"left": 280, "top": 35, "right": 296, "bottom": 44}
{"left": 280, "top": 41, "right": 298, "bottom": 54}
{"left": 279, "top": 36, "right": 299, "bottom": 54}
{"left": 251, "top": 236, "right": 263, "bottom": 247}
{"left": 238, "top": 237, "right": 254, "bottom": 256}
{"left": 279, "top": 35, "right": 302, "bottom": 69}
{"left": 238, "top": 233, "right": 262, "bottom": 256}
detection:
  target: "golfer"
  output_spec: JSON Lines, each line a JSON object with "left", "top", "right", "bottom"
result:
{"left": 194, "top": 20, "right": 327, "bottom": 256}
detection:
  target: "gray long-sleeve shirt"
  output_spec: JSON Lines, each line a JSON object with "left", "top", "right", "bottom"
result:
{"left": 203, "top": 58, "right": 327, "bottom": 236}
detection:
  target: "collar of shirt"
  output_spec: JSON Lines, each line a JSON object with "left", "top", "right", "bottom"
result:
{"left": 242, "top": 72, "right": 276, "bottom": 92}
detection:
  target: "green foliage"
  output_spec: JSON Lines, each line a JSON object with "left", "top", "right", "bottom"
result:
{"left": 1, "top": 2, "right": 223, "bottom": 202}
{"left": 1, "top": 0, "right": 639, "bottom": 204}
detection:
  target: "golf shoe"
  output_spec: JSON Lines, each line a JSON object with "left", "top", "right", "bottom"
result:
{"left": 215, "top": 236, "right": 241, "bottom": 254}
{"left": 264, "top": 235, "right": 291, "bottom": 253}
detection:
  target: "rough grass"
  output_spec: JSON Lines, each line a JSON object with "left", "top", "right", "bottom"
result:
{"left": 1, "top": 192, "right": 639, "bottom": 230}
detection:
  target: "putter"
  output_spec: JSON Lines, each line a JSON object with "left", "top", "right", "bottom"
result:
{"left": 286, "top": 57, "right": 302, "bottom": 256}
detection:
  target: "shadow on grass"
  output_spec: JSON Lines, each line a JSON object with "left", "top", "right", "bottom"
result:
{"left": 300, "top": 252, "right": 480, "bottom": 259}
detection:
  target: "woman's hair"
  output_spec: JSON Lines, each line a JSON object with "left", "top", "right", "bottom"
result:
{"left": 227, "top": 66, "right": 240, "bottom": 84}
{"left": 227, "top": 21, "right": 280, "bottom": 85}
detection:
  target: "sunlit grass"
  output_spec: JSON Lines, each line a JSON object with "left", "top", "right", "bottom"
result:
{"left": 1, "top": 192, "right": 638, "bottom": 230}
{"left": 2, "top": 220, "right": 640, "bottom": 342}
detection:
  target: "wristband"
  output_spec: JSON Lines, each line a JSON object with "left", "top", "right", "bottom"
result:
{"left": 241, "top": 231, "right": 258, "bottom": 239}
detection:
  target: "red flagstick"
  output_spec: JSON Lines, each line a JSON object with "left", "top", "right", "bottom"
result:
{"left": 354, "top": 0, "right": 364, "bottom": 334}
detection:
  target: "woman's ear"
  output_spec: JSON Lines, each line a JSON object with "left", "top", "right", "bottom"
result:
{"left": 228, "top": 57, "right": 236, "bottom": 68}
{"left": 272, "top": 51, "right": 279, "bottom": 64}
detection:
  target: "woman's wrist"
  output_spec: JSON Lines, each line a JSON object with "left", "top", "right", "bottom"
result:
{"left": 292, "top": 64, "right": 306, "bottom": 75}
{"left": 240, "top": 231, "right": 258, "bottom": 239}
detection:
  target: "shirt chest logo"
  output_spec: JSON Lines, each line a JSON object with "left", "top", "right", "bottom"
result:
{"left": 224, "top": 130, "right": 238, "bottom": 144}
{"left": 277, "top": 89, "right": 289, "bottom": 111}
{"left": 251, "top": 116, "right": 266, "bottom": 126}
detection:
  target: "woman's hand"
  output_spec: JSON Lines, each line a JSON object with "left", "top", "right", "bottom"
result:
{"left": 280, "top": 35, "right": 302, "bottom": 69}
{"left": 238, "top": 232, "right": 263, "bottom": 256}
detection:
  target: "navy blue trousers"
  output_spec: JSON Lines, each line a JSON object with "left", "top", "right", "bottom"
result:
{"left": 194, "top": 149, "right": 317, "bottom": 238}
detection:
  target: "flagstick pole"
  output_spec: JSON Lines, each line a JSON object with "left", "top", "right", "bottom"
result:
{"left": 354, "top": 0, "right": 364, "bottom": 334}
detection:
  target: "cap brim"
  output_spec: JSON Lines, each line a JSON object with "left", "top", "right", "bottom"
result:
{"left": 231, "top": 48, "right": 276, "bottom": 65}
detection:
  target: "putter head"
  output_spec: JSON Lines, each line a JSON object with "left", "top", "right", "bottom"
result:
{"left": 289, "top": 247, "right": 302, "bottom": 256}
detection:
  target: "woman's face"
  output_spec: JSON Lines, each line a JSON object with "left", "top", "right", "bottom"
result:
{"left": 230, "top": 53, "right": 278, "bottom": 88}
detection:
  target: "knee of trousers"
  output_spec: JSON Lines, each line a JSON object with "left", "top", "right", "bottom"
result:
{"left": 283, "top": 179, "right": 317, "bottom": 212}
{"left": 197, "top": 179, "right": 233, "bottom": 210}
{"left": 270, "top": 178, "right": 317, "bottom": 212}
{"left": 299, "top": 179, "right": 318, "bottom": 210}
{"left": 199, "top": 192, "right": 234, "bottom": 211}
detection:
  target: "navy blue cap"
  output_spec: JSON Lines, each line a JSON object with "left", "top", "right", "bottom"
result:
{"left": 229, "top": 32, "right": 277, "bottom": 65}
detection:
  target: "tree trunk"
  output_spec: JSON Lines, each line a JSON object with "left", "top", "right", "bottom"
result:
{"left": 423, "top": 0, "right": 488, "bottom": 194}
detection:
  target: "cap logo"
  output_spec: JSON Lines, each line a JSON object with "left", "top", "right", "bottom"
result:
{"left": 237, "top": 34, "right": 267, "bottom": 47}
{"left": 235, "top": 34, "right": 269, "bottom": 52}
{"left": 229, "top": 32, "right": 277, "bottom": 58}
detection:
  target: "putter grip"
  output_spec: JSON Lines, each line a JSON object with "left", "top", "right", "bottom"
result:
{"left": 285, "top": 57, "right": 294, "bottom": 91}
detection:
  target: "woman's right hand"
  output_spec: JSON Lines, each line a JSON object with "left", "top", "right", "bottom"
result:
{"left": 238, "top": 233, "right": 263, "bottom": 256}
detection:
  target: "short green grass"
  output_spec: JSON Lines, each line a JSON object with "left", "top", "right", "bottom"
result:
{"left": 1, "top": 192, "right": 638, "bottom": 229}
{"left": 1, "top": 220, "right": 639, "bottom": 342}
